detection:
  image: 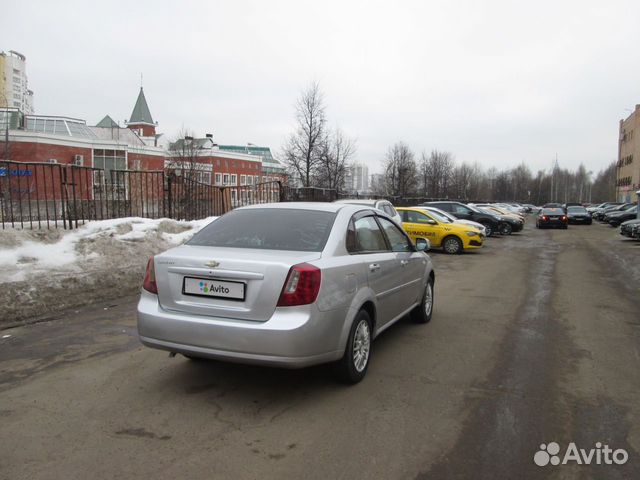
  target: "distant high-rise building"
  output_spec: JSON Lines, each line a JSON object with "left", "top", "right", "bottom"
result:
{"left": 0, "top": 50, "right": 34, "bottom": 114}
{"left": 344, "top": 163, "right": 369, "bottom": 192}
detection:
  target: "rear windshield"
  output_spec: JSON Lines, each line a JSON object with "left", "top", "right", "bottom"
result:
{"left": 188, "top": 209, "right": 336, "bottom": 251}
{"left": 542, "top": 208, "right": 564, "bottom": 215}
{"left": 567, "top": 206, "right": 586, "bottom": 213}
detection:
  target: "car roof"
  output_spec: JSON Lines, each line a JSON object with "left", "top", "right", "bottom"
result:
{"left": 334, "top": 199, "right": 389, "bottom": 206}
{"left": 240, "top": 202, "right": 347, "bottom": 213}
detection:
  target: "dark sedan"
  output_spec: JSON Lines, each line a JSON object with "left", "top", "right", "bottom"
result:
{"left": 606, "top": 205, "right": 638, "bottom": 227}
{"left": 620, "top": 218, "right": 640, "bottom": 237}
{"left": 536, "top": 208, "right": 568, "bottom": 229}
{"left": 566, "top": 205, "right": 592, "bottom": 225}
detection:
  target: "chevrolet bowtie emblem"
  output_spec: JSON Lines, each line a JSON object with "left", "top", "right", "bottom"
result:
{"left": 204, "top": 260, "right": 220, "bottom": 268}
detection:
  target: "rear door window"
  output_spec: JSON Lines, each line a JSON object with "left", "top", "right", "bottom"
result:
{"left": 354, "top": 216, "right": 389, "bottom": 252}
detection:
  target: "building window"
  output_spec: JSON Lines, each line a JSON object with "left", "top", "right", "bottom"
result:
{"left": 215, "top": 173, "right": 222, "bottom": 185}
{"left": 223, "top": 173, "right": 229, "bottom": 185}
{"left": 254, "top": 175, "right": 260, "bottom": 184}
{"left": 93, "top": 149, "right": 127, "bottom": 184}
{"left": 230, "top": 174, "right": 237, "bottom": 185}
{"left": 240, "top": 175, "right": 246, "bottom": 185}
{"left": 200, "top": 172, "right": 211, "bottom": 185}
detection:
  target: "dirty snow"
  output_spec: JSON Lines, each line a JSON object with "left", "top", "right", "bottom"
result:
{"left": 0, "top": 217, "right": 216, "bottom": 326}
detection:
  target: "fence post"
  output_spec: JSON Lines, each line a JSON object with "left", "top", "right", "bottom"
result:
{"left": 166, "top": 174, "right": 172, "bottom": 219}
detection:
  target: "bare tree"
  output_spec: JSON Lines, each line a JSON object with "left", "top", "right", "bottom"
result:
{"left": 167, "top": 128, "right": 205, "bottom": 182}
{"left": 315, "top": 128, "right": 356, "bottom": 191}
{"left": 450, "top": 162, "right": 474, "bottom": 200}
{"left": 282, "top": 82, "right": 327, "bottom": 187}
{"left": 424, "top": 149, "right": 454, "bottom": 198}
{"left": 383, "top": 142, "right": 417, "bottom": 197}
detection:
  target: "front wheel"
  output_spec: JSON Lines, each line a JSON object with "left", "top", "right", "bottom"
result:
{"left": 442, "top": 235, "right": 463, "bottom": 254}
{"left": 411, "top": 277, "right": 434, "bottom": 324}
{"left": 481, "top": 223, "right": 493, "bottom": 237}
{"left": 337, "top": 310, "right": 372, "bottom": 384}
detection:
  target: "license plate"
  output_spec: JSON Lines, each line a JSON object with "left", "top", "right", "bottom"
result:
{"left": 183, "top": 277, "right": 245, "bottom": 300}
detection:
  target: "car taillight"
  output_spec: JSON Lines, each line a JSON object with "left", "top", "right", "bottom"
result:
{"left": 142, "top": 257, "right": 158, "bottom": 294}
{"left": 541, "top": 216, "right": 549, "bottom": 221}
{"left": 277, "top": 263, "right": 321, "bottom": 307}
{"left": 561, "top": 216, "right": 567, "bottom": 221}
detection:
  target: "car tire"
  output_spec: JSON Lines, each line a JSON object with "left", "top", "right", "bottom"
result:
{"left": 481, "top": 222, "right": 493, "bottom": 237}
{"left": 411, "top": 277, "right": 434, "bottom": 324}
{"left": 499, "top": 222, "right": 512, "bottom": 235}
{"left": 442, "top": 235, "right": 463, "bottom": 254}
{"left": 337, "top": 310, "right": 372, "bottom": 384}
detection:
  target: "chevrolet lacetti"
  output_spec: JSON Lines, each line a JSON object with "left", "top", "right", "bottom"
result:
{"left": 137, "top": 202, "right": 435, "bottom": 383}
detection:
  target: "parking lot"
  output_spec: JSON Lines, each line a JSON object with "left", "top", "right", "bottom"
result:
{"left": 1, "top": 219, "right": 639, "bottom": 479}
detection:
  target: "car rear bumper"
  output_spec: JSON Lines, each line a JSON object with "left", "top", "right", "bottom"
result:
{"left": 137, "top": 290, "right": 346, "bottom": 368}
{"left": 538, "top": 221, "right": 567, "bottom": 228}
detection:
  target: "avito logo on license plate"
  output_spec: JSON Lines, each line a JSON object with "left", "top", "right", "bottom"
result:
{"left": 184, "top": 277, "right": 245, "bottom": 300}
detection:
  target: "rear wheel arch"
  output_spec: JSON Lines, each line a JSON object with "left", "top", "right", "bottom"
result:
{"left": 360, "top": 301, "right": 377, "bottom": 333}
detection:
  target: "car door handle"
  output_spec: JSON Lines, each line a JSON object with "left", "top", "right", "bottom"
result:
{"left": 369, "top": 263, "right": 380, "bottom": 272}
{"left": 400, "top": 260, "right": 409, "bottom": 267}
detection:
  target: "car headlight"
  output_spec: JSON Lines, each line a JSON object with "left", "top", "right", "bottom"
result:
{"left": 466, "top": 231, "right": 478, "bottom": 237}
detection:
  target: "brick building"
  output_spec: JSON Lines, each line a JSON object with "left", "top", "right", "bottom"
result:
{"left": 0, "top": 87, "right": 286, "bottom": 206}
{"left": 617, "top": 104, "right": 640, "bottom": 202}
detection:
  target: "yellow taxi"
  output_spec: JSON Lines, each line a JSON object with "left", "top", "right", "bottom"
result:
{"left": 397, "top": 207, "right": 484, "bottom": 254}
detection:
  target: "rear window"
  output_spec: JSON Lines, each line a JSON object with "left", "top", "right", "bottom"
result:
{"left": 188, "top": 208, "right": 336, "bottom": 252}
{"left": 567, "top": 206, "right": 586, "bottom": 213}
{"left": 542, "top": 208, "right": 563, "bottom": 215}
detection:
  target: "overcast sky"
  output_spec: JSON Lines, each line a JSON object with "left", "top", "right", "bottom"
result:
{"left": 4, "top": 0, "right": 640, "bottom": 175}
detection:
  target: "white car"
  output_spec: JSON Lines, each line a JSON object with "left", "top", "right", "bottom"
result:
{"left": 334, "top": 199, "right": 402, "bottom": 226}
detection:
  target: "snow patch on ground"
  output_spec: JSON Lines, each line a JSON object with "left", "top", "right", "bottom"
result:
{"left": 0, "top": 217, "right": 216, "bottom": 325}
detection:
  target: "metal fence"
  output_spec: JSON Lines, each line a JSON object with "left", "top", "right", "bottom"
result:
{"left": 2, "top": 160, "right": 454, "bottom": 230}
{"left": 0, "top": 160, "right": 284, "bottom": 229}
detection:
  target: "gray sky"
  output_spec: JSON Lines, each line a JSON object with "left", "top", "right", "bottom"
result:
{"left": 4, "top": 0, "right": 640, "bottom": 175}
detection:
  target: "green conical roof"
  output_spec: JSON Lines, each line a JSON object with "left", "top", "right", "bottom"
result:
{"left": 96, "top": 115, "right": 119, "bottom": 128}
{"left": 129, "top": 87, "right": 154, "bottom": 124}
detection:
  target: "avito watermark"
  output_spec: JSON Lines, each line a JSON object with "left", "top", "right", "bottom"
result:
{"left": 534, "top": 442, "right": 628, "bottom": 467}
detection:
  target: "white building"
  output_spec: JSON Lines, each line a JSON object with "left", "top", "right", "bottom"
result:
{"left": 343, "top": 163, "right": 370, "bottom": 193}
{"left": 0, "top": 50, "right": 34, "bottom": 114}
{"left": 351, "top": 163, "right": 369, "bottom": 192}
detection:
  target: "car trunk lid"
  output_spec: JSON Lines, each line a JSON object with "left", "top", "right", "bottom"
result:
{"left": 154, "top": 245, "right": 322, "bottom": 321}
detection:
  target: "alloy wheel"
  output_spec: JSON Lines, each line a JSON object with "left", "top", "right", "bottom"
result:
{"left": 352, "top": 320, "right": 371, "bottom": 373}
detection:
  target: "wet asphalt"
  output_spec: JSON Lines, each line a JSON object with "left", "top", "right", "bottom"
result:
{"left": 1, "top": 218, "right": 639, "bottom": 479}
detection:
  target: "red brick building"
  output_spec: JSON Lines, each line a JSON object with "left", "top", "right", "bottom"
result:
{"left": 1, "top": 87, "right": 286, "bottom": 205}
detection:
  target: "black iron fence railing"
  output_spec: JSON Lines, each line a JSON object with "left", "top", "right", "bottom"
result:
{"left": 0, "top": 161, "right": 285, "bottom": 229}
{"left": 3, "top": 160, "right": 450, "bottom": 229}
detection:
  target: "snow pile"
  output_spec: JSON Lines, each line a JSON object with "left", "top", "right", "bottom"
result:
{"left": 0, "top": 217, "right": 216, "bottom": 326}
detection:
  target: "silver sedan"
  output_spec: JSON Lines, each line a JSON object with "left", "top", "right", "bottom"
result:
{"left": 137, "top": 202, "right": 435, "bottom": 383}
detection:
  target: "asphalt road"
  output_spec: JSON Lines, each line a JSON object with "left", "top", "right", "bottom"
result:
{"left": 1, "top": 218, "right": 639, "bottom": 480}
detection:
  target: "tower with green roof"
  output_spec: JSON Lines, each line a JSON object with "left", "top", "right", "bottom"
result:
{"left": 126, "top": 87, "right": 156, "bottom": 137}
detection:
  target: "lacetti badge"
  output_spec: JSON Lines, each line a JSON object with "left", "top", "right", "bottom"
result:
{"left": 204, "top": 260, "right": 220, "bottom": 268}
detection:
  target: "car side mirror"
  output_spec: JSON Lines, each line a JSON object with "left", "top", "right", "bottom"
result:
{"left": 415, "top": 237, "right": 430, "bottom": 252}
